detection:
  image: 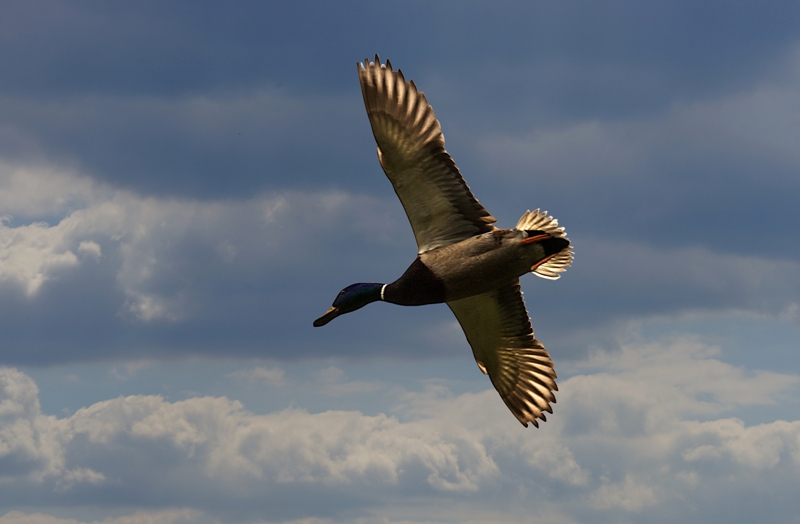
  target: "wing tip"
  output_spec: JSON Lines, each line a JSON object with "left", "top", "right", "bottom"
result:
{"left": 504, "top": 386, "right": 557, "bottom": 429}
{"left": 358, "top": 54, "right": 392, "bottom": 70}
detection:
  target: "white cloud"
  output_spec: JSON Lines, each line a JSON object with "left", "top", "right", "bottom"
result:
{"left": 0, "top": 335, "right": 798, "bottom": 522}
{"left": 0, "top": 165, "right": 403, "bottom": 320}
{"left": 76, "top": 241, "right": 101, "bottom": 259}
{"left": 7, "top": 163, "right": 793, "bottom": 350}
{"left": 0, "top": 217, "right": 80, "bottom": 296}
{"left": 0, "top": 161, "right": 98, "bottom": 219}
{"left": 573, "top": 337, "right": 799, "bottom": 414}
{"left": 0, "top": 509, "right": 207, "bottom": 524}
{"left": 0, "top": 368, "right": 63, "bottom": 483}
{"left": 0, "top": 367, "right": 499, "bottom": 508}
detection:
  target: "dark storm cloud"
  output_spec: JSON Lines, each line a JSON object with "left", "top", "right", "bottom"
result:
{"left": 0, "top": 89, "right": 375, "bottom": 198}
{"left": 4, "top": 1, "right": 798, "bottom": 99}
{"left": 457, "top": 72, "right": 800, "bottom": 265}
{"left": 2, "top": 1, "right": 800, "bottom": 198}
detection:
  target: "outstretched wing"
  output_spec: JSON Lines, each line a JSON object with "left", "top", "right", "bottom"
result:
{"left": 447, "top": 281, "right": 558, "bottom": 427}
{"left": 358, "top": 56, "right": 496, "bottom": 254}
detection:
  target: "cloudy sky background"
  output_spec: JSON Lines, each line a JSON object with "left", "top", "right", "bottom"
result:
{"left": 2, "top": 1, "right": 800, "bottom": 522}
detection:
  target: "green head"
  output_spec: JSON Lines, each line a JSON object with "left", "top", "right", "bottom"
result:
{"left": 313, "top": 283, "right": 384, "bottom": 327}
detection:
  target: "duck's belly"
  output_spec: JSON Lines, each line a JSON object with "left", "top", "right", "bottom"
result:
{"left": 421, "top": 230, "right": 545, "bottom": 301}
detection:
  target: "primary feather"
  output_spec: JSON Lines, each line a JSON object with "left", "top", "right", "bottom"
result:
{"left": 358, "top": 57, "right": 496, "bottom": 254}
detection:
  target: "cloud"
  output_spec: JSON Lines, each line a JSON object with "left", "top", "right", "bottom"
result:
{"left": 0, "top": 218, "right": 80, "bottom": 296}
{"left": 0, "top": 366, "right": 499, "bottom": 521}
{"left": 0, "top": 159, "right": 418, "bottom": 364}
{"left": 2, "top": 12, "right": 799, "bottom": 370}
{"left": 576, "top": 237, "right": 800, "bottom": 315}
{"left": 3, "top": 2, "right": 799, "bottom": 206}
{"left": 458, "top": 61, "right": 800, "bottom": 352}
{"left": 2, "top": 158, "right": 798, "bottom": 368}
{"left": 1, "top": 335, "right": 798, "bottom": 522}
{"left": 528, "top": 235, "right": 800, "bottom": 360}
{"left": 0, "top": 509, "right": 207, "bottom": 524}
{"left": 227, "top": 366, "right": 286, "bottom": 388}
{"left": 471, "top": 55, "right": 800, "bottom": 263}
{"left": 314, "top": 366, "right": 384, "bottom": 397}
{"left": 0, "top": 368, "right": 63, "bottom": 483}
{"left": 0, "top": 163, "right": 403, "bottom": 320}
{"left": 0, "top": 85, "right": 369, "bottom": 199}
{"left": 0, "top": 161, "right": 97, "bottom": 220}
{"left": 2, "top": 2, "right": 799, "bottom": 523}
{"left": 559, "top": 337, "right": 799, "bottom": 437}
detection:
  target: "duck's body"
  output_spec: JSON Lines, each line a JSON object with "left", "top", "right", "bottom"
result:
{"left": 314, "top": 56, "right": 573, "bottom": 427}
{"left": 385, "top": 227, "right": 568, "bottom": 306}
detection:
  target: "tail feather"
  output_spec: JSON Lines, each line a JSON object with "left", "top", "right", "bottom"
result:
{"left": 516, "top": 209, "right": 567, "bottom": 238}
{"left": 532, "top": 248, "right": 573, "bottom": 279}
{"left": 517, "top": 209, "right": 573, "bottom": 280}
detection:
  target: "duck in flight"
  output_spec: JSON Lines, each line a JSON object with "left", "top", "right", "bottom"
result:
{"left": 314, "top": 56, "right": 573, "bottom": 427}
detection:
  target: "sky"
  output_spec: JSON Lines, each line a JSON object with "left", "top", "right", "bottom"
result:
{"left": 1, "top": 1, "right": 800, "bottom": 522}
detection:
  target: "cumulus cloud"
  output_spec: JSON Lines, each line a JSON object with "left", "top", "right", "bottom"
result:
{"left": 0, "top": 161, "right": 98, "bottom": 219}
{"left": 0, "top": 366, "right": 498, "bottom": 521}
{"left": 2, "top": 159, "right": 797, "bottom": 366}
{"left": 0, "top": 218, "right": 79, "bottom": 296}
{"left": 1, "top": 336, "right": 798, "bottom": 522}
{"left": 0, "top": 368, "right": 64, "bottom": 483}
{"left": 0, "top": 165, "right": 403, "bottom": 322}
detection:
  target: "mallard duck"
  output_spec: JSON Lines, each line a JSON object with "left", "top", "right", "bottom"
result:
{"left": 314, "top": 56, "right": 573, "bottom": 427}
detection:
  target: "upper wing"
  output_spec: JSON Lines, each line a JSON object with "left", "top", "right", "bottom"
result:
{"left": 447, "top": 281, "right": 558, "bottom": 427}
{"left": 358, "top": 56, "right": 496, "bottom": 254}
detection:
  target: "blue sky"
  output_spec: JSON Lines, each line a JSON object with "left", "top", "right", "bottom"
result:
{"left": 1, "top": 1, "right": 800, "bottom": 523}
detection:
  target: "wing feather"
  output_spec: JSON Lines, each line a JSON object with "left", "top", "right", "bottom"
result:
{"left": 447, "top": 281, "right": 558, "bottom": 427}
{"left": 358, "top": 56, "right": 496, "bottom": 253}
